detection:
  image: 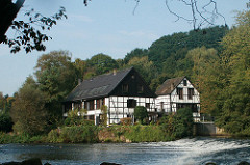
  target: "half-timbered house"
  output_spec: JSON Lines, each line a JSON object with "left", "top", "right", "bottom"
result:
{"left": 62, "top": 67, "right": 156, "bottom": 125}
{"left": 155, "top": 77, "right": 200, "bottom": 121}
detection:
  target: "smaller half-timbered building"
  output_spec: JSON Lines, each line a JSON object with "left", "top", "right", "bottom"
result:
{"left": 62, "top": 67, "right": 156, "bottom": 125}
{"left": 155, "top": 77, "right": 200, "bottom": 121}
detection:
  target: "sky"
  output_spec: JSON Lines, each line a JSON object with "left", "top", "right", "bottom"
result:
{"left": 0, "top": 0, "right": 248, "bottom": 96}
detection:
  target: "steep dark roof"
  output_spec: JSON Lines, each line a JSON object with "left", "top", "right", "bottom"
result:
{"left": 155, "top": 76, "right": 185, "bottom": 95}
{"left": 65, "top": 67, "right": 134, "bottom": 102}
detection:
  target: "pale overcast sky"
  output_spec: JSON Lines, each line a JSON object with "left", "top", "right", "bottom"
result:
{"left": 0, "top": 0, "right": 247, "bottom": 96}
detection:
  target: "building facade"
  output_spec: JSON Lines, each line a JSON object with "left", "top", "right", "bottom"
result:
{"left": 62, "top": 67, "right": 156, "bottom": 125}
{"left": 155, "top": 77, "right": 200, "bottom": 121}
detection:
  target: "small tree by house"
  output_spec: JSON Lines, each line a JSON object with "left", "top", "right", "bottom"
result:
{"left": 134, "top": 106, "right": 148, "bottom": 125}
{"left": 100, "top": 105, "right": 108, "bottom": 126}
{"left": 174, "top": 107, "right": 194, "bottom": 138}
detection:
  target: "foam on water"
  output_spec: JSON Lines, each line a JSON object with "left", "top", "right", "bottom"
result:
{"left": 149, "top": 137, "right": 250, "bottom": 165}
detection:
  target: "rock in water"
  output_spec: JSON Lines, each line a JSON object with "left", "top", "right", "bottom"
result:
{"left": 1, "top": 158, "right": 43, "bottom": 165}
{"left": 100, "top": 162, "right": 122, "bottom": 165}
{"left": 238, "top": 161, "right": 250, "bottom": 165}
{"left": 21, "top": 158, "right": 43, "bottom": 165}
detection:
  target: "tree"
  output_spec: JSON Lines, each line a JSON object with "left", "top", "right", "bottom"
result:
{"left": 127, "top": 56, "right": 157, "bottom": 84}
{"left": 100, "top": 105, "right": 108, "bottom": 127}
{"left": 10, "top": 78, "right": 47, "bottom": 135}
{"left": 134, "top": 106, "right": 148, "bottom": 124}
{"left": 173, "top": 107, "right": 194, "bottom": 138}
{"left": 124, "top": 48, "right": 148, "bottom": 64}
{"left": 186, "top": 47, "right": 222, "bottom": 115}
{"left": 35, "top": 50, "right": 78, "bottom": 125}
{"left": 216, "top": 9, "right": 250, "bottom": 135}
{"left": 86, "top": 53, "right": 119, "bottom": 75}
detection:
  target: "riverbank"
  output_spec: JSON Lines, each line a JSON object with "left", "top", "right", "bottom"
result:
{"left": 1, "top": 125, "right": 248, "bottom": 144}
{"left": 0, "top": 125, "right": 176, "bottom": 144}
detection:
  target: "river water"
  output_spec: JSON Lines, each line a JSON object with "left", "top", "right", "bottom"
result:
{"left": 0, "top": 137, "right": 250, "bottom": 165}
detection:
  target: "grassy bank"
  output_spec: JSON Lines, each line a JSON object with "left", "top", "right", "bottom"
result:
{"left": 0, "top": 125, "right": 175, "bottom": 144}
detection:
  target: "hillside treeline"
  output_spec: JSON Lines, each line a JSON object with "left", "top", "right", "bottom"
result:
{"left": 0, "top": 10, "right": 249, "bottom": 136}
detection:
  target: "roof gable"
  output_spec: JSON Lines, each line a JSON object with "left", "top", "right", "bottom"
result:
{"left": 155, "top": 76, "right": 185, "bottom": 95}
{"left": 65, "top": 67, "right": 134, "bottom": 102}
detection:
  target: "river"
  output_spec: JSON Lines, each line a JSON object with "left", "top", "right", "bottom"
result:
{"left": 0, "top": 137, "right": 250, "bottom": 165}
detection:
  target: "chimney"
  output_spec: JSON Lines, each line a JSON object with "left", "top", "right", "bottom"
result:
{"left": 114, "top": 68, "right": 117, "bottom": 76}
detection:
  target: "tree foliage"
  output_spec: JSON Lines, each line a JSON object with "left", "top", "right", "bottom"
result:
{"left": 215, "top": 9, "right": 250, "bottom": 135}
{"left": 134, "top": 106, "right": 148, "bottom": 124}
{"left": 1, "top": 0, "right": 67, "bottom": 53}
{"left": 86, "top": 53, "right": 119, "bottom": 75}
{"left": 160, "top": 107, "right": 194, "bottom": 138}
{"left": 10, "top": 79, "right": 47, "bottom": 135}
{"left": 35, "top": 50, "right": 78, "bottom": 125}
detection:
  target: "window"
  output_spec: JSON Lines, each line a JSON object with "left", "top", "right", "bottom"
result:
{"left": 146, "top": 103, "right": 150, "bottom": 108}
{"left": 187, "top": 88, "right": 194, "bottom": 100}
{"left": 177, "top": 88, "right": 183, "bottom": 100}
{"left": 96, "top": 99, "right": 105, "bottom": 109}
{"left": 183, "top": 80, "right": 187, "bottom": 86}
{"left": 127, "top": 99, "right": 136, "bottom": 108}
{"left": 160, "top": 102, "right": 165, "bottom": 112}
{"left": 137, "top": 85, "right": 144, "bottom": 93}
{"left": 90, "top": 100, "right": 95, "bottom": 110}
{"left": 122, "top": 84, "right": 128, "bottom": 92}
{"left": 96, "top": 99, "right": 100, "bottom": 109}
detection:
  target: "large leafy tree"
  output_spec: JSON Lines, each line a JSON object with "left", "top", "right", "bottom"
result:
{"left": 126, "top": 56, "right": 157, "bottom": 84}
{"left": 216, "top": 10, "right": 250, "bottom": 134}
{"left": 185, "top": 47, "right": 222, "bottom": 115}
{"left": 10, "top": 76, "right": 47, "bottom": 135}
{"left": 35, "top": 50, "right": 78, "bottom": 124}
{"left": 86, "top": 53, "right": 119, "bottom": 75}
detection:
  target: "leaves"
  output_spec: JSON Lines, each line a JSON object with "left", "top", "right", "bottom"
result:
{"left": 4, "top": 6, "right": 67, "bottom": 53}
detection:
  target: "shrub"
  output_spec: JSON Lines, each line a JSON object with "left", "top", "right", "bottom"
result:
{"left": 0, "top": 114, "right": 12, "bottom": 132}
{"left": 47, "top": 129, "right": 60, "bottom": 143}
{"left": 59, "top": 126, "right": 98, "bottom": 143}
{"left": 134, "top": 106, "right": 148, "bottom": 125}
{"left": 174, "top": 107, "right": 194, "bottom": 138}
{"left": 124, "top": 126, "right": 169, "bottom": 142}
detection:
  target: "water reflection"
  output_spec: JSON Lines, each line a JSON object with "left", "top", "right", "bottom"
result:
{"left": 0, "top": 137, "right": 250, "bottom": 165}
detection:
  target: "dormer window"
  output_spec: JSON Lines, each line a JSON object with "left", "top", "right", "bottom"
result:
{"left": 183, "top": 80, "right": 187, "bottom": 86}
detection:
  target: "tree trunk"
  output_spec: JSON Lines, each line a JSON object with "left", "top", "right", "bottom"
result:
{"left": 0, "top": 0, "right": 25, "bottom": 44}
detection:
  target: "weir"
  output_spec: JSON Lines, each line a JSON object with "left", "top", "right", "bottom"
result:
{"left": 194, "top": 122, "right": 228, "bottom": 136}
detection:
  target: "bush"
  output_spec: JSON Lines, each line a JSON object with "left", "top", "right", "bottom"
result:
{"left": 134, "top": 106, "right": 148, "bottom": 125}
{"left": 47, "top": 129, "right": 60, "bottom": 143}
{"left": 0, "top": 114, "right": 12, "bottom": 132}
{"left": 59, "top": 126, "right": 98, "bottom": 143}
{"left": 174, "top": 107, "right": 194, "bottom": 138}
{"left": 124, "top": 126, "right": 171, "bottom": 142}
{"left": 159, "top": 108, "right": 194, "bottom": 139}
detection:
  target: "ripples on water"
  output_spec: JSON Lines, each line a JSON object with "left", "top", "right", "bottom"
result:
{"left": 0, "top": 137, "right": 249, "bottom": 165}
